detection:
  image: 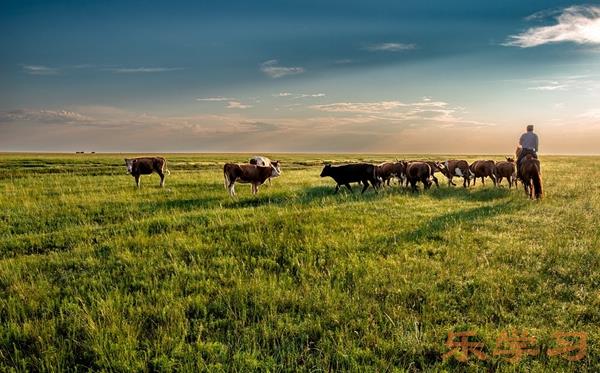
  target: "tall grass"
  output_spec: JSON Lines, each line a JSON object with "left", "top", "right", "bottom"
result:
{"left": 0, "top": 153, "right": 598, "bottom": 371}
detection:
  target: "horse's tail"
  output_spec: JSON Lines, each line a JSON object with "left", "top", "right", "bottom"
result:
{"left": 532, "top": 166, "right": 542, "bottom": 199}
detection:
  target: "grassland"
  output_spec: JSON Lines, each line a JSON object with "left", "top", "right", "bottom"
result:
{"left": 0, "top": 153, "right": 599, "bottom": 372}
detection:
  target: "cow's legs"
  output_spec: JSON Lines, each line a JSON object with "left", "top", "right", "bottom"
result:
{"left": 334, "top": 184, "right": 340, "bottom": 194}
{"left": 432, "top": 175, "right": 439, "bottom": 188}
{"left": 463, "top": 177, "right": 468, "bottom": 188}
{"left": 345, "top": 183, "right": 353, "bottom": 192}
{"left": 158, "top": 171, "right": 165, "bottom": 187}
{"left": 254, "top": 184, "right": 259, "bottom": 195}
{"left": 135, "top": 175, "right": 141, "bottom": 188}
{"left": 410, "top": 179, "right": 418, "bottom": 192}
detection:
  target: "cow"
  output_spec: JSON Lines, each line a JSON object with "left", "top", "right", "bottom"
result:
{"left": 320, "top": 163, "right": 379, "bottom": 194}
{"left": 402, "top": 161, "right": 445, "bottom": 188}
{"left": 494, "top": 157, "right": 517, "bottom": 188}
{"left": 376, "top": 161, "right": 406, "bottom": 187}
{"left": 405, "top": 161, "right": 433, "bottom": 192}
{"left": 223, "top": 163, "right": 281, "bottom": 197}
{"left": 249, "top": 156, "right": 281, "bottom": 185}
{"left": 124, "top": 157, "right": 170, "bottom": 187}
{"left": 469, "top": 160, "right": 497, "bottom": 187}
{"left": 437, "top": 160, "right": 474, "bottom": 188}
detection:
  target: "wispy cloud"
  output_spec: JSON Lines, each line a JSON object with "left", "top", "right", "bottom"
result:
{"left": 309, "top": 98, "right": 491, "bottom": 127}
{"left": 505, "top": 5, "right": 600, "bottom": 47}
{"left": 22, "top": 65, "right": 60, "bottom": 75}
{"left": 274, "top": 92, "right": 325, "bottom": 99}
{"left": 196, "top": 96, "right": 234, "bottom": 102}
{"left": 260, "top": 60, "right": 304, "bottom": 78}
{"left": 226, "top": 101, "right": 253, "bottom": 109}
{"left": 364, "top": 42, "right": 416, "bottom": 52}
{"left": 108, "top": 67, "right": 183, "bottom": 73}
{"left": 0, "top": 109, "right": 92, "bottom": 124}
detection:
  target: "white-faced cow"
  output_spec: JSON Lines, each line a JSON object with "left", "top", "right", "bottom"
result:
{"left": 469, "top": 160, "right": 497, "bottom": 187}
{"left": 249, "top": 156, "right": 281, "bottom": 185}
{"left": 494, "top": 157, "right": 517, "bottom": 188}
{"left": 224, "top": 163, "right": 281, "bottom": 196}
{"left": 124, "top": 157, "right": 170, "bottom": 187}
{"left": 437, "top": 160, "right": 474, "bottom": 188}
{"left": 320, "top": 163, "right": 379, "bottom": 194}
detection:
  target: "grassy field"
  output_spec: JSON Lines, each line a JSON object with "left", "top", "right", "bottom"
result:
{"left": 0, "top": 153, "right": 599, "bottom": 372}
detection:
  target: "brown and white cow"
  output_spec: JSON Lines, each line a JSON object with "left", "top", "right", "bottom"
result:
{"left": 124, "top": 157, "right": 170, "bottom": 187}
{"left": 376, "top": 161, "right": 406, "bottom": 187}
{"left": 224, "top": 163, "right": 281, "bottom": 196}
{"left": 437, "top": 160, "right": 474, "bottom": 188}
{"left": 494, "top": 157, "right": 517, "bottom": 188}
{"left": 469, "top": 160, "right": 497, "bottom": 187}
{"left": 249, "top": 156, "right": 281, "bottom": 185}
{"left": 405, "top": 161, "right": 433, "bottom": 192}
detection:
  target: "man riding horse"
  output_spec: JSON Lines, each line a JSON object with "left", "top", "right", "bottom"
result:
{"left": 516, "top": 124, "right": 538, "bottom": 180}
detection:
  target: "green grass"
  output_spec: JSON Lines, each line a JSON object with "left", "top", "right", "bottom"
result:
{"left": 0, "top": 153, "right": 599, "bottom": 372}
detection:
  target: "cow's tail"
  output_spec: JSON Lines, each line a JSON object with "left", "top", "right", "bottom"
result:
{"left": 532, "top": 166, "right": 542, "bottom": 199}
{"left": 223, "top": 167, "right": 230, "bottom": 189}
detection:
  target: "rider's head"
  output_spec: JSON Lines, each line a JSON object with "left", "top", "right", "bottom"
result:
{"left": 526, "top": 124, "right": 534, "bottom": 132}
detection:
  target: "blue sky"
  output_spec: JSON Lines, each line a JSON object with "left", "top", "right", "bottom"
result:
{"left": 1, "top": 0, "right": 600, "bottom": 153}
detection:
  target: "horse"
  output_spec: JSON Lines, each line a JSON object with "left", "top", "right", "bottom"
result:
{"left": 516, "top": 147, "right": 542, "bottom": 199}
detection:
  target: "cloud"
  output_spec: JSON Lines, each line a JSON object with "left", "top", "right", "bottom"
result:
{"left": 226, "top": 101, "right": 253, "bottom": 109}
{"left": 196, "top": 96, "right": 234, "bottom": 101}
{"left": 0, "top": 109, "right": 92, "bottom": 124}
{"left": 108, "top": 67, "right": 183, "bottom": 73}
{"left": 309, "top": 98, "right": 491, "bottom": 127}
{"left": 260, "top": 60, "right": 304, "bottom": 78}
{"left": 274, "top": 92, "right": 326, "bottom": 99}
{"left": 364, "top": 43, "right": 416, "bottom": 52}
{"left": 239, "top": 121, "right": 279, "bottom": 132}
{"left": 22, "top": 65, "right": 59, "bottom": 75}
{"left": 527, "top": 84, "right": 568, "bottom": 91}
{"left": 505, "top": 5, "right": 600, "bottom": 47}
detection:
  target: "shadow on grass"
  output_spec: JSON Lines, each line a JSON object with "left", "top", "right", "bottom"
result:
{"left": 427, "top": 185, "right": 512, "bottom": 202}
{"left": 401, "top": 201, "right": 519, "bottom": 243}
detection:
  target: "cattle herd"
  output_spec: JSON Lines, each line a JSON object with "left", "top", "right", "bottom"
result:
{"left": 124, "top": 154, "right": 542, "bottom": 199}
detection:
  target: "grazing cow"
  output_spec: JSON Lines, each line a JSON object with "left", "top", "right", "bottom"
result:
{"left": 406, "top": 161, "right": 432, "bottom": 192}
{"left": 494, "top": 157, "right": 517, "bottom": 188}
{"left": 437, "top": 160, "right": 474, "bottom": 188}
{"left": 124, "top": 157, "right": 170, "bottom": 187}
{"left": 249, "top": 156, "right": 281, "bottom": 185}
{"left": 376, "top": 161, "right": 406, "bottom": 187}
{"left": 469, "top": 160, "right": 497, "bottom": 186}
{"left": 223, "top": 163, "right": 280, "bottom": 196}
{"left": 320, "top": 163, "right": 379, "bottom": 194}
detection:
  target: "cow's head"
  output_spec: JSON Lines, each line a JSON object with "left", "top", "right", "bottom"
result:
{"left": 271, "top": 160, "right": 282, "bottom": 176}
{"left": 270, "top": 162, "right": 281, "bottom": 177}
{"left": 506, "top": 157, "right": 515, "bottom": 162}
{"left": 320, "top": 164, "right": 331, "bottom": 177}
{"left": 124, "top": 158, "right": 136, "bottom": 173}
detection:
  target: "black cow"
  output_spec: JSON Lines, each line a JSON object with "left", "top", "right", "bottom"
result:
{"left": 320, "top": 163, "right": 379, "bottom": 194}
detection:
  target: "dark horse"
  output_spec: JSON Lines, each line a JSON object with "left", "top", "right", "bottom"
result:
{"left": 516, "top": 147, "right": 542, "bottom": 199}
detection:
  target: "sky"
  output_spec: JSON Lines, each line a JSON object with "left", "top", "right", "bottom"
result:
{"left": 1, "top": 0, "right": 600, "bottom": 154}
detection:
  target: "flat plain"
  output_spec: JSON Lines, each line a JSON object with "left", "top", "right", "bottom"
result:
{"left": 0, "top": 153, "right": 599, "bottom": 371}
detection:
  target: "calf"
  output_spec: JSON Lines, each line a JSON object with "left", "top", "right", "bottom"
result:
{"left": 403, "top": 161, "right": 445, "bottom": 188}
{"left": 124, "top": 157, "right": 170, "bottom": 187}
{"left": 437, "top": 160, "right": 474, "bottom": 188}
{"left": 320, "top": 163, "right": 379, "bottom": 194}
{"left": 406, "top": 161, "right": 432, "bottom": 192}
{"left": 376, "top": 162, "right": 406, "bottom": 187}
{"left": 469, "top": 160, "right": 497, "bottom": 187}
{"left": 249, "top": 156, "right": 281, "bottom": 185}
{"left": 494, "top": 157, "right": 517, "bottom": 188}
{"left": 224, "top": 163, "right": 280, "bottom": 196}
